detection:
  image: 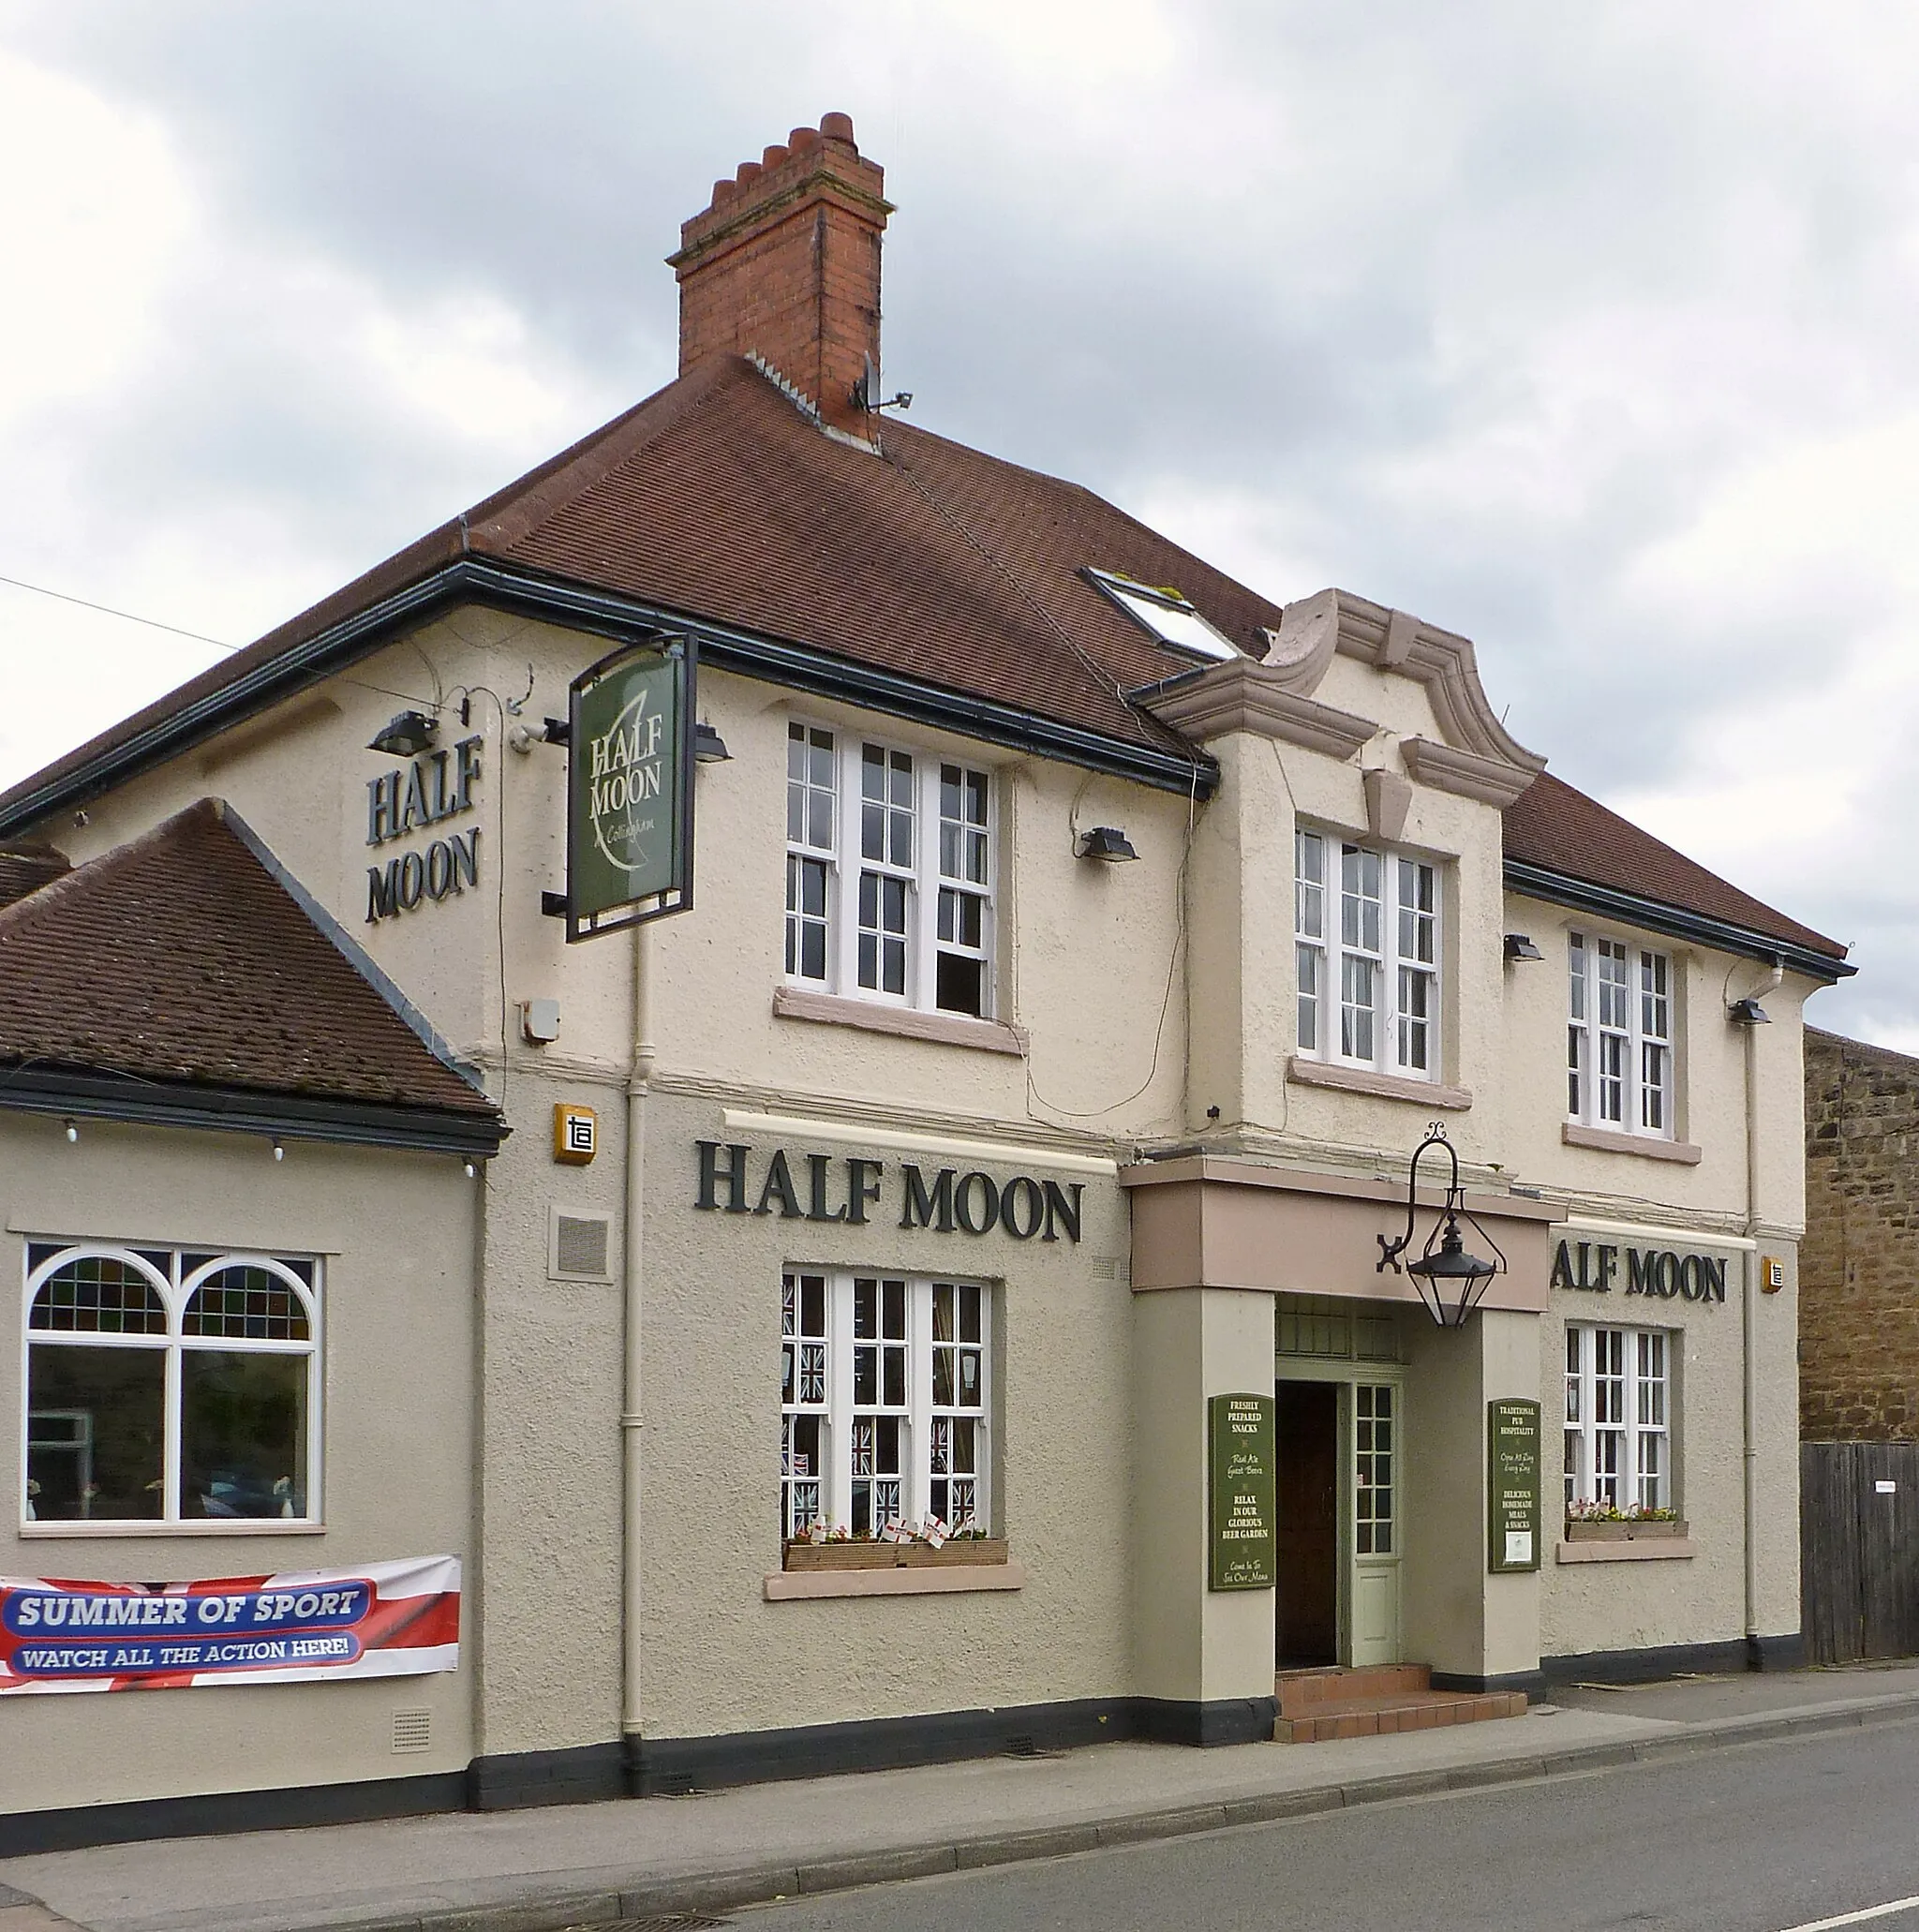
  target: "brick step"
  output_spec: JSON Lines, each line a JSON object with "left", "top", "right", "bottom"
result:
{"left": 1275, "top": 1688, "right": 1527, "bottom": 1744}
{"left": 1276, "top": 1663, "right": 1430, "bottom": 1716}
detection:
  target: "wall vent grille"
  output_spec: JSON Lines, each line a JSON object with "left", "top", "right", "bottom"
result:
{"left": 550, "top": 1210, "right": 614, "bottom": 1283}
{"left": 391, "top": 1709, "right": 432, "bottom": 1753}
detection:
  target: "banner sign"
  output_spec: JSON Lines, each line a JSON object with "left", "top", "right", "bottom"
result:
{"left": 1487, "top": 1401, "right": 1541, "bottom": 1574}
{"left": 0, "top": 1554, "right": 459, "bottom": 1694}
{"left": 1208, "top": 1392, "right": 1277, "bottom": 1590}
{"left": 564, "top": 636, "right": 696, "bottom": 941}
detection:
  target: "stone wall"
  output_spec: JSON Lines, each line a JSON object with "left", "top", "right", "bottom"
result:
{"left": 1803, "top": 1027, "right": 1919, "bottom": 1440}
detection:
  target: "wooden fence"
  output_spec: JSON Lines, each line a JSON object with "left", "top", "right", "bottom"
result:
{"left": 1801, "top": 1441, "right": 1919, "bottom": 1663}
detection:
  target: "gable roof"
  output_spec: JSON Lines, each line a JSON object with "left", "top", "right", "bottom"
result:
{"left": 0, "top": 799, "right": 503, "bottom": 1153}
{"left": 1503, "top": 770, "right": 1849, "bottom": 975}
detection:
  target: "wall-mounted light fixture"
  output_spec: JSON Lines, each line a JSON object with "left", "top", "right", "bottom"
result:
{"left": 63, "top": 1119, "right": 77, "bottom": 1144}
{"left": 694, "top": 721, "right": 732, "bottom": 764}
{"left": 1503, "top": 933, "right": 1543, "bottom": 962}
{"left": 1075, "top": 826, "right": 1139, "bottom": 863}
{"left": 464, "top": 1160, "right": 480, "bottom": 1180}
{"left": 1376, "top": 1124, "right": 1507, "bottom": 1329}
{"left": 1728, "top": 997, "right": 1772, "bottom": 1026}
{"left": 368, "top": 710, "right": 439, "bottom": 758}
{"left": 271, "top": 1138, "right": 285, "bottom": 1164}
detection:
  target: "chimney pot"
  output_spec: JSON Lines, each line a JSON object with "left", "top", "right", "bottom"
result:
{"left": 710, "top": 178, "right": 736, "bottom": 208}
{"left": 762, "top": 143, "right": 790, "bottom": 169}
{"left": 819, "top": 111, "right": 855, "bottom": 145}
{"left": 735, "top": 160, "right": 763, "bottom": 187}
{"left": 789, "top": 126, "right": 822, "bottom": 151}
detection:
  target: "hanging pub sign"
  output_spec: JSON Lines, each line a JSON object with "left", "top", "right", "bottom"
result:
{"left": 563, "top": 635, "right": 696, "bottom": 941}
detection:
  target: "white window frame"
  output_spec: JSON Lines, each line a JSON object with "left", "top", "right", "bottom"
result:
{"left": 1568, "top": 930, "right": 1674, "bottom": 1137}
{"left": 780, "top": 1268, "right": 990, "bottom": 1540}
{"left": 22, "top": 1242, "right": 322, "bottom": 1531}
{"left": 784, "top": 721, "right": 997, "bottom": 1019}
{"left": 1564, "top": 1323, "right": 1671, "bottom": 1514}
{"left": 1294, "top": 828, "right": 1441, "bottom": 1080}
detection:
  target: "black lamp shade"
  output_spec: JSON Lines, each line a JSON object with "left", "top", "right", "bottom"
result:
{"left": 1076, "top": 825, "right": 1139, "bottom": 862}
{"left": 369, "top": 710, "right": 439, "bottom": 758}
{"left": 694, "top": 721, "right": 732, "bottom": 763}
{"left": 1405, "top": 1215, "right": 1498, "bottom": 1328}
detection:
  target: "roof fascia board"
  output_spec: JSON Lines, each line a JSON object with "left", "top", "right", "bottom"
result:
{"left": 216, "top": 801, "right": 488, "bottom": 1092}
{"left": 1504, "top": 859, "right": 1853, "bottom": 982}
{"left": 0, "top": 561, "right": 1215, "bottom": 838}
{"left": 0, "top": 1068, "right": 507, "bottom": 1155}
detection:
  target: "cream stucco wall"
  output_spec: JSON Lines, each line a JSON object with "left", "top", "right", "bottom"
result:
{"left": 0, "top": 1113, "right": 479, "bottom": 1812}
{"left": 5, "top": 584, "right": 1829, "bottom": 1785}
{"left": 635, "top": 1098, "right": 1136, "bottom": 1739}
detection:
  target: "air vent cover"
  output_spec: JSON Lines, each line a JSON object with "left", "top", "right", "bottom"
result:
{"left": 549, "top": 1209, "right": 614, "bottom": 1283}
{"left": 391, "top": 1709, "right": 432, "bottom": 1753}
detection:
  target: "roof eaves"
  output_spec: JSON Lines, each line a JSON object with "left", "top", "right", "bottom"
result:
{"left": 0, "top": 1065, "right": 506, "bottom": 1157}
{"left": 0, "top": 557, "right": 1215, "bottom": 837}
{"left": 1504, "top": 858, "right": 1853, "bottom": 982}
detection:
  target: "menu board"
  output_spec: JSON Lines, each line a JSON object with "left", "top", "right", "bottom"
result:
{"left": 1487, "top": 1399, "right": 1541, "bottom": 1573}
{"left": 1208, "top": 1393, "right": 1276, "bottom": 1590}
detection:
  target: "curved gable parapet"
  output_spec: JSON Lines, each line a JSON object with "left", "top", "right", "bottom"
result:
{"left": 1255, "top": 587, "right": 1545, "bottom": 794}
{"left": 1135, "top": 659, "right": 1376, "bottom": 760}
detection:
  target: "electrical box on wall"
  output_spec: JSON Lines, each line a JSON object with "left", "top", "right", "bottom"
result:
{"left": 1761, "top": 1255, "right": 1787, "bottom": 1293}
{"left": 553, "top": 1104, "right": 598, "bottom": 1166}
{"left": 521, "top": 999, "right": 561, "bottom": 1044}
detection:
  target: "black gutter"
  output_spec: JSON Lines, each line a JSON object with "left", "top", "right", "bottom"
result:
{"left": 0, "top": 1068, "right": 507, "bottom": 1157}
{"left": 1504, "top": 859, "right": 1853, "bottom": 983}
{"left": 0, "top": 559, "right": 1215, "bottom": 838}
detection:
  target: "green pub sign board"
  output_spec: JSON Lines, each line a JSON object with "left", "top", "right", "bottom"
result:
{"left": 564, "top": 637, "right": 697, "bottom": 941}
{"left": 1208, "top": 1393, "right": 1276, "bottom": 1591}
{"left": 1487, "top": 1399, "right": 1541, "bottom": 1574}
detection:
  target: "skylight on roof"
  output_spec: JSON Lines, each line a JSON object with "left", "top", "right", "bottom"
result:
{"left": 1085, "top": 570, "right": 1239, "bottom": 661}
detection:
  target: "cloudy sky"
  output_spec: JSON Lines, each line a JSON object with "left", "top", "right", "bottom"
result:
{"left": 1, "top": 3, "right": 1912, "bottom": 1041}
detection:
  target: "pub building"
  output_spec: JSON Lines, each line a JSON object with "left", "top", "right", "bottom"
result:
{"left": 0, "top": 115, "right": 1851, "bottom": 1847}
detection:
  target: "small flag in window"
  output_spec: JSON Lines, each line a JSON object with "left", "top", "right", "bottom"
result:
{"left": 920, "top": 1515, "right": 949, "bottom": 1549}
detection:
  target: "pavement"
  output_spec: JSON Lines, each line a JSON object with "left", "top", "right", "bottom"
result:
{"left": 9, "top": 1661, "right": 1919, "bottom": 1932}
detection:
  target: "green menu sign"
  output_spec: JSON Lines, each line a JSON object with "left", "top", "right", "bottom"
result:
{"left": 1487, "top": 1399, "right": 1541, "bottom": 1574}
{"left": 564, "top": 637, "right": 696, "bottom": 941}
{"left": 1209, "top": 1392, "right": 1276, "bottom": 1590}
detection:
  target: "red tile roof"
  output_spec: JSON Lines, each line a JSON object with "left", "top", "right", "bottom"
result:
{"left": 0, "top": 358, "right": 1844, "bottom": 971}
{"left": 0, "top": 848, "right": 69, "bottom": 911}
{"left": 0, "top": 800, "right": 499, "bottom": 1123}
{"left": 1503, "top": 769, "right": 1846, "bottom": 962}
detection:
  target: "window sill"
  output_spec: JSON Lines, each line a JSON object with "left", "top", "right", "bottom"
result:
{"left": 1562, "top": 1123, "right": 1702, "bottom": 1166}
{"left": 1287, "top": 1057, "right": 1471, "bottom": 1110}
{"left": 21, "top": 1520, "right": 326, "bottom": 1538}
{"left": 773, "top": 986, "right": 1028, "bottom": 1057}
{"left": 765, "top": 1560, "right": 1026, "bottom": 1600}
{"left": 783, "top": 1538, "right": 1008, "bottom": 1572}
{"left": 1555, "top": 1537, "right": 1697, "bottom": 1564}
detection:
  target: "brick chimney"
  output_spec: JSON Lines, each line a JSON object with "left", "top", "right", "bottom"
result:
{"left": 670, "top": 113, "right": 892, "bottom": 442}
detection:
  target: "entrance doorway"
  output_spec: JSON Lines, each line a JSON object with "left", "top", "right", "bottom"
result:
{"left": 1276, "top": 1381, "right": 1339, "bottom": 1666}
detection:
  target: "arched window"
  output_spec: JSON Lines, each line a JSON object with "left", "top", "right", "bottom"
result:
{"left": 24, "top": 1245, "right": 320, "bottom": 1527}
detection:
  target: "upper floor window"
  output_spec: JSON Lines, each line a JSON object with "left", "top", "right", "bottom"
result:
{"left": 1568, "top": 932, "right": 1673, "bottom": 1137}
{"left": 785, "top": 722, "right": 994, "bottom": 1018}
{"left": 1295, "top": 829, "right": 1440, "bottom": 1079}
{"left": 23, "top": 1242, "right": 320, "bottom": 1527}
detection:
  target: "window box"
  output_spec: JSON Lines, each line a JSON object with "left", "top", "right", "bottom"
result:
{"left": 1563, "top": 1518, "right": 1688, "bottom": 1542}
{"left": 782, "top": 1538, "right": 1009, "bottom": 1572}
